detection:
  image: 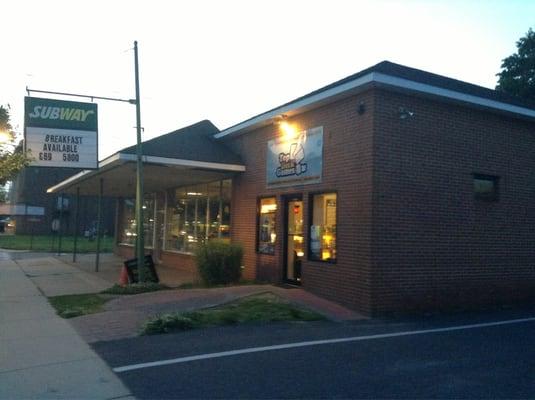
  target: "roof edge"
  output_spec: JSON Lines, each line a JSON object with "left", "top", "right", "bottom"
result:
{"left": 214, "top": 67, "right": 535, "bottom": 140}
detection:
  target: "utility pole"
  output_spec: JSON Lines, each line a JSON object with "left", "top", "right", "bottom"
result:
{"left": 134, "top": 40, "right": 145, "bottom": 282}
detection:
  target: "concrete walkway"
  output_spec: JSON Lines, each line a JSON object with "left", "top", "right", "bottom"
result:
{"left": 0, "top": 257, "right": 133, "bottom": 399}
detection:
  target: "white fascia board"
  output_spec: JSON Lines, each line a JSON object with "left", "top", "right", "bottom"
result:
{"left": 372, "top": 73, "right": 535, "bottom": 119}
{"left": 215, "top": 72, "right": 535, "bottom": 139}
{"left": 46, "top": 153, "right": 127, "bottom": 193}
{"left": 142, "top": 155, "right": 246, "bottom": 172}
{"left": 214, "top": 73, "right": 376, "bottom": 139}
{"left": 47, "top": 170, "right": 94, "bottom": 193}
{"left": 47, "top": 153, "right": 246, "bottom": 193}
{"left": 114, "top": 153, "right": 245, "bottom": 171}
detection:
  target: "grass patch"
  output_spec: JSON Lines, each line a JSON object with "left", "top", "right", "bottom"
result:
{"left": 0, "top": 234, "right": 114, "bottom": 253}
{"left": 141, "top": 293, "right": 325, "bottom": 335}
{"left": 48, "top": 293, "right": 108, "bottom": 318}
{"left": 176, "top": 279, "right": 263, "bottom": 290}
{"left": 101, "top": 282, "right": 169, "bottom": 295}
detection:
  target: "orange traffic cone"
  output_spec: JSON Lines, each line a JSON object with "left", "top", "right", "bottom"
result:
{"left": 119, "top": 266, "right": 129, "bottom": 286}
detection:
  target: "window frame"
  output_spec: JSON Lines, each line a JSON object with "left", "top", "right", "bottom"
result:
{"left": 473, "top": 173, "right": 500, "bottom": 202}
{"left": 308, "top": 191, "right": 338, "bottom": 264}
{"left": 162, "top": 179, "right": 232, "bottom": 254}
{"left": 256, "top": 196, "right": 278, "bottom": 255}
{"left": 117, "top": 194, "right": 156, "bottom": 248}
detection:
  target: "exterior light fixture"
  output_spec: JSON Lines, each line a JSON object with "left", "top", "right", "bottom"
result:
{"left": 273, "top": 114, "right": 298, "bottom": 141}
{"left": 398, "top": 107, "right": 415, "bottom": 119}
{"left": 280, "top": 121, "right": 298, "bottom": 141}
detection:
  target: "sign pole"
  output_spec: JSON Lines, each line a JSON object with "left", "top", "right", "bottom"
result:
{"left": 134, "top": 40, "right": 145, "bottom": 282}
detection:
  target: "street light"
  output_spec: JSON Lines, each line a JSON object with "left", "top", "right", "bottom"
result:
{"left": 0, "top": 130, "right": 12, "bottom": 144}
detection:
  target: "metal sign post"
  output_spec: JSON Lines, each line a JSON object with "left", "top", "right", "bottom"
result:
{"left": 25, "top": 41, "right": 145, "bottom": 279}
{"left": 134, "top": 41, "right": 145, "bottom": 282}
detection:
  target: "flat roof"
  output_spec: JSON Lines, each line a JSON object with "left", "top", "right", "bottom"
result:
{"left": 214, "top": 61, "right": 535, "bottom": 139}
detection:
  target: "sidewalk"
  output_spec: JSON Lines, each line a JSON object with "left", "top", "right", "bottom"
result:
{"left": 0, "top": 251, "right": 363, "bottom": 397}
{"left": 0, "top": 256, "right": 133, "bottom": 399}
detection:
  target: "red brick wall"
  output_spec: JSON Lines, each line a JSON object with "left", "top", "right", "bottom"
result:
{"left": 223, "top": 91, "right": 376, "bottom": 313}
{"left": 372, "top": 89, "right": 535, "bottom": 315}
{"left": 114, "top": 245, "right": 197, "bottom": 275}
{"left": 160, "top": 251, "right": 198, "bottom": 275}
{"left": 115, "top": 244, "right": 134, "bottom": 259}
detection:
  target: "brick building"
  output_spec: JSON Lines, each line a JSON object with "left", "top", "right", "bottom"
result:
{"left": 10, "top": 166, "right": 115, "bottom": 236}
{"left": 50, "top": 61, "right": 535, "bottom": 316}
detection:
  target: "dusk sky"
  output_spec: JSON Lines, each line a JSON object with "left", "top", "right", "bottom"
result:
{"left": 2, "top": 0, "right": 534, "bottom": 159}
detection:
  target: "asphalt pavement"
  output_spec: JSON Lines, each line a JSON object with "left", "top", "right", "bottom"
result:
{"left": 92, "top": 306, "right": 535, "bottom": 399}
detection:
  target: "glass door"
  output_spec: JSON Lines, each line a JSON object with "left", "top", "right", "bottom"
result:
{"left": 284, "top": 196, "right": 304, "bottom": 284}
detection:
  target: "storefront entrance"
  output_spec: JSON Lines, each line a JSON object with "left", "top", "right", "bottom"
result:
{"left": 283, "top": 195, "right": 304, "bottom": 284}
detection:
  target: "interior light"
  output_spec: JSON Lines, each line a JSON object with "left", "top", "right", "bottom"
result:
{"left": 297, "top": 251, "right": 304, "bottom": 257}
{"left": 261, "top": 204, "right": 277, "bottom": 214}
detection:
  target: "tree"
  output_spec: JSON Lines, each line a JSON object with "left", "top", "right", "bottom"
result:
{"left": 0, "top": 105, "right": 30, "bottom": 185}
{"left": 496, "top": 28, "right": 535, "bottom": 101}
{"left": 0, "top": 186, "right": 7, "bottom": 203}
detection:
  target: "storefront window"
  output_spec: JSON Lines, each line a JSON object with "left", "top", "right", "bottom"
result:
{"left": 309, "top": 193, "right": 337, "bottom": 262}
{"left": 119, "top": 195, "right": 155, "bottom": 248}
{"left": 164, "top": 179, "right": 231, "bottom": 253}
{"left": 143, "top": 196, "right": 155, "bottom": 248}
{"left": 258, "top": 197, "right": 277, "bottom": 254}
{"left": 119, "top": 199, "right": 135, "bottom": 245}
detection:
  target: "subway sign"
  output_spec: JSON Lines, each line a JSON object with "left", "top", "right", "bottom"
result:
{"left": 24, "top": 97, "right": 98, "bottom": 169}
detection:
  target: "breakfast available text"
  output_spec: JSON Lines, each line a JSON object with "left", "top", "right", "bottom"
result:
{"left": 39, "top": 134, "right": 84, "bottom": 162}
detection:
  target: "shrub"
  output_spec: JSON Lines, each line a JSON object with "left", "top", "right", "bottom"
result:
{"left": 142, "top": 314, "right": 195, "bottom": 335}
{"left": 195, "top": 240, "right": 243, "bottom": 286}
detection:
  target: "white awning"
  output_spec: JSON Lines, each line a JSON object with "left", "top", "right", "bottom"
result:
{"left": 47, "top": 152, "right": 245, "bottom": 196}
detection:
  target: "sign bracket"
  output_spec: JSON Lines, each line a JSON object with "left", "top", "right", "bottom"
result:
{"left": 26, "top": 87, "right": 136, "bottom": 104}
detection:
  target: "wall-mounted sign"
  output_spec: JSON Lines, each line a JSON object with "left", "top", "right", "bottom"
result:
{"left": 24, "top": 97, "right": 98, "bottom": 169}
{"left": 266, "top": 126, "right": 323, "bottom": 188}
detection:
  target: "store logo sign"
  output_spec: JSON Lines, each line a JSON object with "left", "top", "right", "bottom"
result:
{"left": 276, "top": 140, "right": 308, "bottom": 177}
{"left": 267, "top": 126, "right": 323, "bottom": 187}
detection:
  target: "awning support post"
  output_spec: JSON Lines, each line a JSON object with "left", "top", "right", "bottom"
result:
{"left": 73, "top": 187, "right": 80, "bottom": 263}
{"left": 57, "top": 193, "right": 64, "bottom": 255}
{"left": 218, "top": 181, "right": 223, "bottom": 239}
{"left": 95, "top": 178, "right": 103, "bottom": 272}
